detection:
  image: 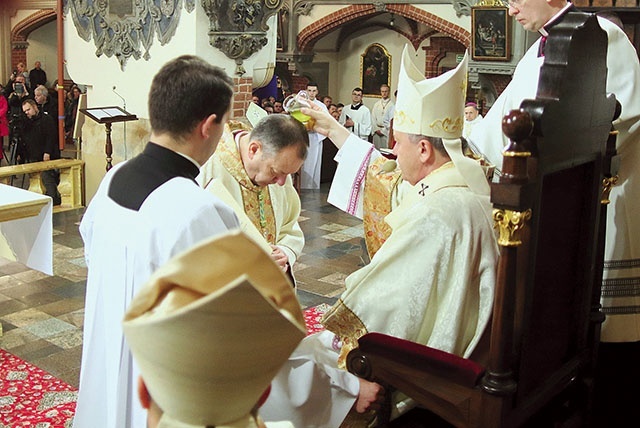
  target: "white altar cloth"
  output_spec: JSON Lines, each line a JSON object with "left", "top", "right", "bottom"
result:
{"left": 0, "top": 184, "right": 53, "bottom": 275}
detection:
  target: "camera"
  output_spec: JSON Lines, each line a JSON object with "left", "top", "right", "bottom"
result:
{"left": 15, "top": 83, "right": 24, "bottom": 95}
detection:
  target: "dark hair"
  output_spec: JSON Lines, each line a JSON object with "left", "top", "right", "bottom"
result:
{"left": 353, "top": 87, "right": 363, "bottom": 93}
{"left": 22, "top": 98, "right": 38, "bottom": 109}
{"left": 307, "top": 82, "right": 318, "bottom": 89}
{"left": 149, "top": 55, "right": 233, "bottom": 138}
{"left": 250, "top": 114, "right": 309, "bottom": 160}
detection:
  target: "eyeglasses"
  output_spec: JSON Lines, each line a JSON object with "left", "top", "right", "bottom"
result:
{"left": 352, "top": 93, "right": 362, "bottom": 97}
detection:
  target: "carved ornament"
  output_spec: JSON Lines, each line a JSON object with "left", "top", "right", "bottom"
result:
{"left": 202, "top": 0, "right": 283, "bottom": 75}
{"left": 493, "top": 208, "right": 532, "bottom": 247}
{"left": 65, "top": 0, "right": 196, "bottom": 70}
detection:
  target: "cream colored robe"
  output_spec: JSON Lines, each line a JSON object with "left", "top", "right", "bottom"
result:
{"left": 468, "top": 16, "right": 640, "bottom": 342}
{"left": 262, "top": 135, "right": 498, "bottom": 427}
{"left": 197, "top": 141, "right": 304, "bottom": 268}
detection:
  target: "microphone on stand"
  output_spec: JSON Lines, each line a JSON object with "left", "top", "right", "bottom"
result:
{"left": 112, "top": 85, "right": 126, "bottom": 110}
{"left": 112, "top": 85, "right": 129, "bottom": 158}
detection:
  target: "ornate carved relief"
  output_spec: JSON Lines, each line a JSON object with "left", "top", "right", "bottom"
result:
{"left": 202, "top": 0, "right": 283, "bottom": 75}
{"left": 493, "top": 208, "right": 532, "bottom": 247}
{"left": 64, "top": 0, "right": 196, "bottom": 70}
{"left": 453, "top": 0, "right": 474, "bottom": 17}
{"left": 294, "top": 1, "right": 313, "bottom": 16}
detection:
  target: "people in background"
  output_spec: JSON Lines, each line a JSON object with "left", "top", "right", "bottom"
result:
{"left": 299, "top": 81, "right": 329, "bottom": 189}
{"left": 371, "top": 84, "right": 394, "bottom": 149}
{"left": 462, "top": 102, "right": 483, "bottom": 139}
{"left": 29, "top": 61, "right": 47, "bottom": 88}
{"left": 21, "top": 99, "right": 61, "bottom": 205}
{"left": 339, "top": 87, "right": 372, "bottom": 140}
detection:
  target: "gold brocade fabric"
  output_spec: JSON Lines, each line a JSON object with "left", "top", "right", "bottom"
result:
{"left": 215, "top": 129, "right": 277, "bottom": 244}
{"left": 362, "top": 157, "right": 402, "bottom": 259}
{"left": 321, "top": 300, "right": 369, "bottom": 370}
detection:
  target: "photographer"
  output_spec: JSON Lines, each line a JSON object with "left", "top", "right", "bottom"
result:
{"left": 22, "top": 99, "right": 61, "bottom": 205}
{"left": 6, "top": 75, "right": 30, "bottom": 164}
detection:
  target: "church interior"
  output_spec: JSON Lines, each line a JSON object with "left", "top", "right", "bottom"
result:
{"left": 1, "top": 0, "right": 640, "bottom": 427}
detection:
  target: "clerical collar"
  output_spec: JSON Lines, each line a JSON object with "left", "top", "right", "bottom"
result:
{"left": 175, "top": 150, "right": 201, "bottom": 169}
{"left": 351, "top": 103, "right": 363, "bottom": 110}
{"left": 539, "top": 2, "right": 574, "bottom": 37}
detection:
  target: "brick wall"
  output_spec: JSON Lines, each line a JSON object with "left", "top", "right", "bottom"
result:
{"left": 233, "top": 77, "right": 253, "bottom": 120}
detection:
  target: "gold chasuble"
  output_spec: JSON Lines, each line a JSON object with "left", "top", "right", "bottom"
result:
{"left": 216, "top": 129, "right": 277, "bottom": 244}
{"left": 362, "top": 156, "right": 402, "bottom": 259}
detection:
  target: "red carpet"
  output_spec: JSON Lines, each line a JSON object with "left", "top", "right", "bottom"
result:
{"left": 0, "top": 349, "right": 77, "bottom": 427}
{"left": 0, "top": 304, "right": 329, "bottom": 426}
{"left": 304, "top": 303, "right": 330, "bottom": 335}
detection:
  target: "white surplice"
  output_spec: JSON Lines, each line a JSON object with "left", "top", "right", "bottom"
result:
{"left": 262, "top": 135, "right": 498, "bottom": 427}
{"left": 468, "top": 16, "right": 640, "bottom": 342}
{"left": 75, "top": 163, "right": 238, "bottom": 428}
{"left": 371, "top": 98, "right": 394, "bottom": 149}
{"left": 301, "top": 99, "right": 329, "bottom": 189}
{"left": 462, "top": 114, "right": 483, "bottom": 140}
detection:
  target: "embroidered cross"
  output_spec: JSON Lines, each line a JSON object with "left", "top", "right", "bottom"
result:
{"left": 418, "top": 183, "right": 429, "bottom": 196}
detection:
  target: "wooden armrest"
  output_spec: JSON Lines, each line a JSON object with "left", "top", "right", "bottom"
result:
{"left": 348, "top": 333, "right": 485, "bottom": 388}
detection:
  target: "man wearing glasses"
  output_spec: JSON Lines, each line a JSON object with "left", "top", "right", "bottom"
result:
{"left": 339, "top": 87, "right": 372, "bottom": 140}
{"left": 467, "top": 1, "right": 640, "bottom": 425}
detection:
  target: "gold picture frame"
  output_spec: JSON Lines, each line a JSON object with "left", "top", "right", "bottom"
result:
{"left": 472, "top": 6, "right": 511, "bottom": 61}
{"left": 360, "top": 43, "right": 392, "bottom": 97}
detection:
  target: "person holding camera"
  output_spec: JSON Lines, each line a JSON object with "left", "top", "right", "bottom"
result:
{"left": 21, "top": 99, "right": 61, "bottom": 205}
{"left": 6, "top": 75, "right": 30, "bottom": 164}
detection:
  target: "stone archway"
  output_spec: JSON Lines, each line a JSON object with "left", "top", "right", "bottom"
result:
{"left": 10, "top": 9, "right": 56, "bottom": 69}
{"left": 296, "top": 4, "right": 470, "bottom": 78}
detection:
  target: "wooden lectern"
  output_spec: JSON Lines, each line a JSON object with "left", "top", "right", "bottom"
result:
{"left": 80, "top": 106, "right": 138, "bottom": 171}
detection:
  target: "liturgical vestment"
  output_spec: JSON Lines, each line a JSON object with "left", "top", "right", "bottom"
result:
{"left": 197, "top": 126, "right": 304, "bottom": 268}
{"left": 75, "top": 144, "right": 239, "bottom": 428}
{"left": 261, "top": 135, "right": 498, "bottom": 427}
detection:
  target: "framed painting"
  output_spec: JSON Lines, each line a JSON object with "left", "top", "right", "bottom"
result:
{"left": 472, "top": 6, "right": 511, "bottom": 61}
{"left": 360, "top": 43, "right": 391, "bottom": 97}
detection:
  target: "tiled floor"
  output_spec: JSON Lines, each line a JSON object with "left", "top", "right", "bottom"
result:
{"left": 0, "top": 183, "right": 367, "bottom": 389}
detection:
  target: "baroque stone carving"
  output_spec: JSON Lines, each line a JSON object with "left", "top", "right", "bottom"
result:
{"left": 453, "top": 0, "right": 474, "bottom": 17}
{"left": 202, "top": 0, "right": 283, "bottom": 75}
{"left": 64, "top": 0, "right": 196, "bottom": 70}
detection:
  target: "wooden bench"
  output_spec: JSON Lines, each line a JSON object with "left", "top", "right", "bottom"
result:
{"left": 0, "top": 158, "right": 85, "bottom": 212}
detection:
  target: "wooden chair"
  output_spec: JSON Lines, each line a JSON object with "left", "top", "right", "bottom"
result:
{"left": 346, "top": 12, "right": 619, "bottom": 428}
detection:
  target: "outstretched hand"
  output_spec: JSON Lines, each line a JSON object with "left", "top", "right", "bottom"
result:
{"left": 301, "top": 104, "right": 351, "bottom": 149}
{"left": 355, "top": 378, "right": 385, "bottom": 413}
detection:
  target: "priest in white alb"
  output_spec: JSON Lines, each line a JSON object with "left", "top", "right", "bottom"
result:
{"left": 261, "top": 46, "right": 498, "bottom": 428}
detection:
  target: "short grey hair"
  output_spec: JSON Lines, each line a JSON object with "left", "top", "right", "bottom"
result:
{"left": 407, "top": 134, "right": 449, "bottom": 158}
{"left": 34, "top": 85, "right": 48, "bottom": 98}
{"left": 250, "top": 114, "right": 309, "bottom": 160}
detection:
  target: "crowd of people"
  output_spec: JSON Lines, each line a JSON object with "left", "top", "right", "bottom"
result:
{"left": 1, "top": 61, "right": 86, "bottom": 204}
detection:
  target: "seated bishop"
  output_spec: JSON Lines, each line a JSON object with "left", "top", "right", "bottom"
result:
{"left": 260, "top": 46, "right": 499, "bottom": 427}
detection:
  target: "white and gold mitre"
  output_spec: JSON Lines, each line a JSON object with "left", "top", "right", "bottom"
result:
{"left": 394, "top": 45, "right": 468, "bottom": 138}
